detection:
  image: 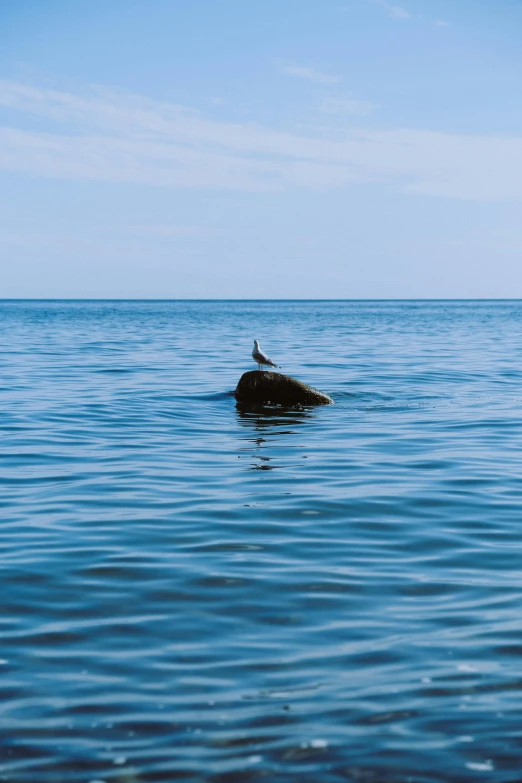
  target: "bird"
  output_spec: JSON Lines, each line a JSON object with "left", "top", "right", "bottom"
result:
{"left": 252, "top": 339, "right": 279, "bottom": 371}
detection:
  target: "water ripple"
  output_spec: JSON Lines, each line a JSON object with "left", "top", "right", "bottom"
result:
{"left": 2, "top": 300, "right": 522, "bottom": 781}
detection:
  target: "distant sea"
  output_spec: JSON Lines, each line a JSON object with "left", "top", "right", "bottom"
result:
{"left": 2, "top": 299, "right": 522, "bottom": 782}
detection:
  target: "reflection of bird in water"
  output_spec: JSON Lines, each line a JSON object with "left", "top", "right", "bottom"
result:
{"left": 252, "top": 339, "right": 279, "bottom": 371}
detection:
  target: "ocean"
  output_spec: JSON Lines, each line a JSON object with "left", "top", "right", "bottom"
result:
{"left": 2, "top": 299, "right": 522, "bottom": 782}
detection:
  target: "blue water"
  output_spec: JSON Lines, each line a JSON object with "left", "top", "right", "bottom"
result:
{"left": 2, "top": 300, "right": 522, "bottom": 783}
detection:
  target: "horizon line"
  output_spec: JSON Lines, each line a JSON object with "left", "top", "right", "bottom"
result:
{"left": 1, "top": 298, "right": 522, "bottom": 303}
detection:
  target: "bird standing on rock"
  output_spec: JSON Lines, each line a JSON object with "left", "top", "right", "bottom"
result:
{"left": 252, "top": 340, "right": 279, "bottom": 371}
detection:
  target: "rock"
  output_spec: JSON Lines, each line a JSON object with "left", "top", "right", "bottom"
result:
{"left": 235, "top": 370, "right": 333, "bottom": 407}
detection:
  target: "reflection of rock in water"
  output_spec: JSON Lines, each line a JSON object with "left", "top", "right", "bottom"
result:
{"left": 235, "top": 370, "right": 333, "bottom": 407}
{"left": 236, "top": 402, "right": 315, "bottom": 433}
{"left": 236, "top": 403, "right": 315, "bottom": 472}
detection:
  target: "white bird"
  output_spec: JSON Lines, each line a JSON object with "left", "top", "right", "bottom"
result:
{"left": 252, "top": 339, "right": 279, "bottom": 371}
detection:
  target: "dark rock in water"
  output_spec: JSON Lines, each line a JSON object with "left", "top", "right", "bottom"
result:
{"left": 235, "top": 370, "right": 333, "bottom": 407}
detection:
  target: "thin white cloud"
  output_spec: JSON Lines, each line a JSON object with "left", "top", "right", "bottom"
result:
{"left": 121, "top": 224, "right": 218, "bottom": 237}
{"left": 283, "top": 66, "right": 341, "bottom": 84}
{"left": 0, "top": 79, "right": 522, "bottom": 200}
{"left": 321, "top": 93, "right": 377, "bottom": 116}
{"left": 0, "top": 224, "right": 206, "bottom": 242}
{"left": 370, "top": 0, "right": 411, "bottom": 20}
{"left": 369, "top": 0, "right": 449, "bottom": 27}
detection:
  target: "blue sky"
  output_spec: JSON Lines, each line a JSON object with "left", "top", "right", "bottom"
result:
{"left": 2, "top": 0, "right": 522, "bottom": 298}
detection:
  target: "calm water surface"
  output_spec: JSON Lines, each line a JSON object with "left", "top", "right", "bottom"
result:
{"left": 2, "top": 300, "right": 522, "bottom": 783}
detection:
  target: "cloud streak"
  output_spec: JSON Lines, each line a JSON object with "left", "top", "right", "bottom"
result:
{"left": 370, "top": 0, "right": 411, "bottom": 20}
{"left": 321, "top": 92, "right": 377, "bottom": 116}
{"left": 0, "top": 79, "right": 521, "bottom": 200}
{"left": 283, "top": 65, "right": 341, "bottom": 84}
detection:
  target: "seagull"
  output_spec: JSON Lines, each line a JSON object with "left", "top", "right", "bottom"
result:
{"left": 252, "top": 339, "right": 279, "bottom": 371}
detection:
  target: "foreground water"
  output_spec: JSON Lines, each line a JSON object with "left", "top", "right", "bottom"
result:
{"left": 2, "top": 300, "right": 522, "bottom": 783}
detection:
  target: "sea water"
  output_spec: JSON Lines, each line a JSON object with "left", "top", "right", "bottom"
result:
{"left": 2, "top": 300, "right": 522, "bottom": 782}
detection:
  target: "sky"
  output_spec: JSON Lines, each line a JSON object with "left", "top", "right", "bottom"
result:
{"left": 2, "top": 0, "right": 522, "bottom": 298}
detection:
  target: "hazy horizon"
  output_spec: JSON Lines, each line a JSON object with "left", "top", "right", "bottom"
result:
{"left": 2, "top": 297, "right": 522, "bottom": 303}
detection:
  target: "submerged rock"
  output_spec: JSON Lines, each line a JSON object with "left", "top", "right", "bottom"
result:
{"left": 235, "top": 370, "right": 333, "bottom": 407}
